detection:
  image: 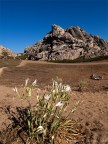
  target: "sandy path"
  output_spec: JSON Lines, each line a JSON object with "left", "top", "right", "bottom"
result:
{"left": 17, "top": 60, "right": 108, "bottom": 67}
{"left": 16, "top": 60, "right": 35, "bottom": 67}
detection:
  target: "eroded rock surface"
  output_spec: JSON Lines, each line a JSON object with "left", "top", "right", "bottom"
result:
{"left": 25, "top": 24, "right": 108, "bottom": 61}
{"left": 0, "top": 45, "right": 16, "bottom": 59}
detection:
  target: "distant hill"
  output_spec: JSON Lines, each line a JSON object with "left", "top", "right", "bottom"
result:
{"left": 25, "top": 24, "right": 108, "bottom": 61}
{"left": 0, "top": 45, "right": 16, "bottom": 59}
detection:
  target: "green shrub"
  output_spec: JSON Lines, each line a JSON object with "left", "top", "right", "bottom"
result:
{"left": 48, "top": 55, "right": 108, "bottom": 63}
{"left": 2, "top": 50, "right": 8, "bottom": 57}
{"left": 16, "top": 53, "right": 28, "bottom": 60}
{"left": 78, "top": 80, "right": 86, "bottom": 92}
{"left": 12, "top": 78, "right": 81, "bottom": 143}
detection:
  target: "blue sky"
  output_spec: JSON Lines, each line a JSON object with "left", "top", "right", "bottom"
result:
{"left": 0, "top": 0, "right": 108, "bottom": 53}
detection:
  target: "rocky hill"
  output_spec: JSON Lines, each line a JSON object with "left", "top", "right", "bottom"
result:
{"left": 25, "top": 24, "right": 108, "bottom": 61}
{"left": 0, "top": 45, "right": 16, "bottom": 59}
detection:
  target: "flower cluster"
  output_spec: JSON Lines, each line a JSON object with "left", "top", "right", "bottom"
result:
{"left": 12, "top": 78, "right": 79, "bottom": 144}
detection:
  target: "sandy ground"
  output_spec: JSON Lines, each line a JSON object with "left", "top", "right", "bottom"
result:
{"left": 17, "top": 59, "right": 108, "bottom": 67}
{"left": 0, "top": 60, "right": 108, "bottom": 143}
{"left": 0, "top": 67, "right": 8, "bottom": 76}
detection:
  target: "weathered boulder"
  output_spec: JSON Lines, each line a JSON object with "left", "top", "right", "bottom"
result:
{"left": 52, "top": 24, "right": 65, "bottom": 37}
{"left": 25, "top": 24, "right": 108, "bottom": 61}
{"left": 90, "top": 74, "right": 103, "bottom": 80}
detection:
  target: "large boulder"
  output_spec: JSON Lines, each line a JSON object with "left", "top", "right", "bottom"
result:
{"left": 25, "top": 24, "right": 108, "bottom": 61}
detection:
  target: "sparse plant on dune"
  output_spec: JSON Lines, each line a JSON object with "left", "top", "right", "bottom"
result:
{"left": 11, "top": 78, "right": 82, "bottom": 144}
{"left": 78, "top": 80, "right": 86, "bottom": 92}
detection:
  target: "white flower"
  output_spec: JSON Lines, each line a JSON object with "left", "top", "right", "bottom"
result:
{"left": 64, "top": 85, "right": 71, "bottom": 92}
{"left": 52, "top": 88, "right": 59, "bottom": 94}
{"left": 56, "top": 101, "right": 63, "bottom": 107}
{"left": 52, "top": 89, "right": 56, "bottom": 94}
{"left": 53, "top": 80, "right": 58, "bottom": 87}
{"left": 37, "top": 126, "right": 44, "bottom": 134}
{"left": 61, "top": 89, "right": 65, "bottom": 93}
{"left": 52, "top": 135, "right": 54, "bottom": 140}
{"left": 25, "top": 78, "right": 29, "bottom": 87}
{"left": 12, "top": 87, "right": 18, "bottom": 93}
{"left": 59, "top": 82, "right": 62, "bottom": 88}
{"left": 44, "top": 94, "right": 51, "bottom": 100}
{"left": 43, "top": 113, "right": 47, "bottom": 118}
{"left": 34, "top": 107, "right": 38, "bottom": 111}
{"left": 32, "top": 80, "right": 37, "bottom": 86}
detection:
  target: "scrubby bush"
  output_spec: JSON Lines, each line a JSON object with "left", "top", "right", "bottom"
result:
{"left": 49, "top": 55, "right": 108, "bottom": 63}
{"left": 16, "top": 53, "right": 28, "bottom": 60}
{"left": 78, "top": 80, "right": 86, "bottom": 92}
{"left": 1, "top": 50, "right": 14, "bottom": 59}
{"left": 12, "top": 79, "right": 82, "bottom": 144}
{"left": 2, "top": 50, "right": 8, "bottom": 57}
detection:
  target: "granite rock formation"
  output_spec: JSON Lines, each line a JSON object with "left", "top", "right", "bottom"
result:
{"left": 0, "top": 45, "right": 16, "bottom": 59}
{"left": 25, "top": 24, "right": 108, "bottom": 61}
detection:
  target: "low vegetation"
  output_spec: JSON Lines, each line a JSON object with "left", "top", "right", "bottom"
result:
{"left": 16, "top": 53, "right": 28, "bottom": 60}
{"left": 4, "top": 78, "right": 83, "bottom": 144}
{"left": 78, "top": 80, "right": 86, "bottom": 92}
{"left": 48, "top": 55, "right": 108, "bottom": 63}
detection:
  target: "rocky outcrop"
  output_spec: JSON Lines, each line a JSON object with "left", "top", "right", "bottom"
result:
{"left": 25, "top": 24, "right": 108, "bottom": 61}
{"left": 0, "top": 45, "right": 16, "bottom": 59}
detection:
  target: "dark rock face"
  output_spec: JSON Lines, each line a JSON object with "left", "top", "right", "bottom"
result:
{"left": 25, "top": 24, "right": 108, "bottom": 61}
